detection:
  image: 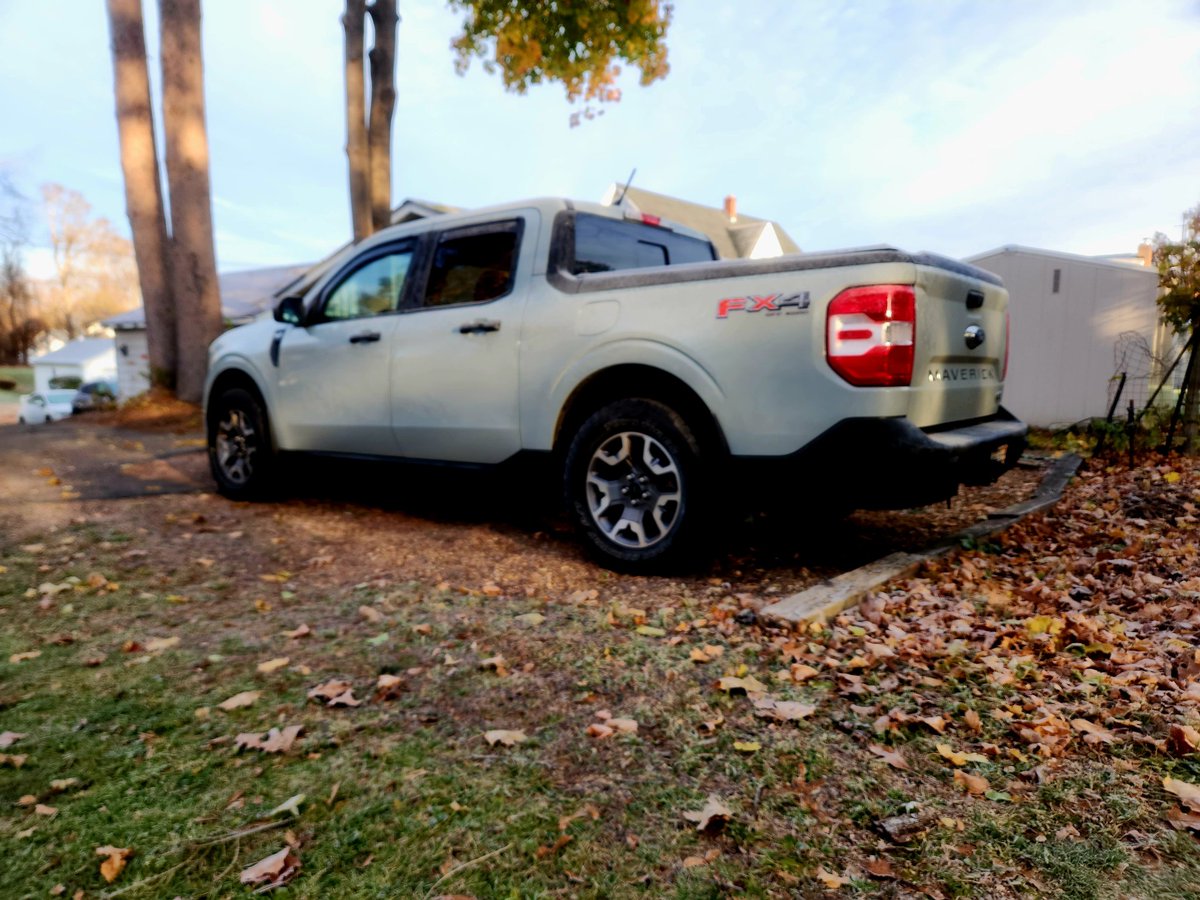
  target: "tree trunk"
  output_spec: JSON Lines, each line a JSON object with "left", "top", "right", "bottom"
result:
{"left": 106, "top": 0, "right": 177, "bottom": 391}
{"left": 1186, "top": 331, "right": 1200, "bottom": 453}
{"left": 343, "top": 0, "right": 371, "bottom": 242}
{"left": 366, "top": 0, "right": 397, "bottom": 234}
{"left": 159, "top": 0, "right": 222, "bottom": 405}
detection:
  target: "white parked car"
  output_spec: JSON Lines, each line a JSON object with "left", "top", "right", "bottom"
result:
{"left": 18, "top": 389, "right": 78, "bottom": 424}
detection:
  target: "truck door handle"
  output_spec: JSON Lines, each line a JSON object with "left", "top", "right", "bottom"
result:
{"left": 458, "top": 319, "right": 501, "bottom": 335}
{"left": 349, "top": 330, "right": 381, "bottom": 344}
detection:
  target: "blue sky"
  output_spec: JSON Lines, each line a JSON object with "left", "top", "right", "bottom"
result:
{"left": 1, "top": 0, "right": 1199, "bottom": 275}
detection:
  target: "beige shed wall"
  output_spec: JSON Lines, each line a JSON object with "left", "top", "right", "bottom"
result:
{"left": 969, "top": 250, "right": 1160, "bottom": 428}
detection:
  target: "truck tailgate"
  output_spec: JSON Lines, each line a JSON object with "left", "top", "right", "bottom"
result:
{"left": 907, "top": 263, "right": 1007, "bottom": 428}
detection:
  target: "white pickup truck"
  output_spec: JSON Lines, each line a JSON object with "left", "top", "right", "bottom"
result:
{"left": 204, "top": 198, "right": 1025, "bottom": 571}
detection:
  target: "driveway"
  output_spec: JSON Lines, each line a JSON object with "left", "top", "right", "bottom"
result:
{"left": 0, "top": 417, "right": 1046, "bottom": 610}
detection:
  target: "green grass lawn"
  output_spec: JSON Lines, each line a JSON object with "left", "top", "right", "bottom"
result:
{"left": 3, "top": 515, "right": 1199, "bottom": 899}
{"left": 0, "top": 365, "right": 34, "bottom": 402}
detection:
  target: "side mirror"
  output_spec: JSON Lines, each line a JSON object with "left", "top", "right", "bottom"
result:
{"left": 274, "top": 294, "right": 305, "bottom": 325}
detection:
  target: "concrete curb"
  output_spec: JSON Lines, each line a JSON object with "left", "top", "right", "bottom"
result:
{"left": 759, "top": 453, "right": 1084, "bottom": 628}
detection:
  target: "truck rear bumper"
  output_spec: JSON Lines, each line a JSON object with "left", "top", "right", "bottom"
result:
{"left": 737, "top": 408, "right": 1028, "bottom": 509}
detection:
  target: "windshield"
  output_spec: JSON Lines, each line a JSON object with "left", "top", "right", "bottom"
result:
{"left": 47, "top": 390, "right": 77, "bottom": 404}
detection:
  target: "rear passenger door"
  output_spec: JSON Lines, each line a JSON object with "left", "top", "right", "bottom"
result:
{"left": 388, "top": 214, "right": 536, "bottom": 463}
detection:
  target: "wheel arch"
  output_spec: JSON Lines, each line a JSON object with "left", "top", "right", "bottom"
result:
{"left": 206, "top": 366, "right": 271, "bottom": 432}
{"left": 553, "top": 364, "right": 729, "bottom": 458}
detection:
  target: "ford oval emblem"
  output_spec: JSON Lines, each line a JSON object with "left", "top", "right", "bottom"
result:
{"left": 964, "top": 325, "right": 985, "bottom": 350}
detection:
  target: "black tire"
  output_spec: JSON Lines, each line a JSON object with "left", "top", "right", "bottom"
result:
{"left": 207, "top": 386, "right": 275, "bottom": 499}
{"left": 563, "top": 398, "right": 710, "bottom": 573}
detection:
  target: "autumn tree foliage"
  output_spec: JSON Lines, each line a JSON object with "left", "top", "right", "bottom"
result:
{"left": 1153, "top": 202, "right": 1200, "bottom": 450}
{"left": 449, "top": 0, "right": 673, "bottom": 127}
{"left": 0, "top": 175, "right": 41, "bottom": 366}
{"left": 40, "top": 184, "right": 139, "bottom": 340}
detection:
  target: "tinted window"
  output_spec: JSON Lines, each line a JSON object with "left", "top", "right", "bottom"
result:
{"left": 424, "top": 224, "right": 519, "bottom": 308}
{"left": 571, "top": 213, "right": 716, "bottom": 275}
{"left": 323, "top": 248, "right": 414, "bottom": 321}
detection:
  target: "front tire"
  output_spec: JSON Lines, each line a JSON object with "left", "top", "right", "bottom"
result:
{"left": 207, "top": 386, "right": 275, "bottom": 499}
{"left": 563, "top": 398, "right": 710, "bottom": 573}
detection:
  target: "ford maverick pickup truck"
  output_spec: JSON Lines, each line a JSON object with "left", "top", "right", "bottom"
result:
{"left": 205, "top": 198, "right": 1025, "bottom": 571}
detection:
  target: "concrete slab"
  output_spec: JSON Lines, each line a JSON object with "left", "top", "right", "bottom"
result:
{"left": 761, "top": 453, "right": 1083, "bottom": 628}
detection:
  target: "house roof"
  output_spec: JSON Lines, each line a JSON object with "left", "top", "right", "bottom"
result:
{"left": 32, "top": 337, "right": 114, "bottom": 366}
{"left": 964, "top": 245, "right": 1160, "bottom": 277}
{"left": 603, "top": 186, "right": 801, "bottom": 259}
{"left": 104, "top": 263, "right": 313, "bottom": 330}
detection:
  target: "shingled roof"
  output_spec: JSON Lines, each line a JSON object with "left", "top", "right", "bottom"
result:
{"left": 602, "top": 186, "right": 800, "bottom": 259}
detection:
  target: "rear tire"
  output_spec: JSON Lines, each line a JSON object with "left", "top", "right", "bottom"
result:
{"left": 207, "top": 386, "right": 275, "bottom": 499}
{"left": 563, "top": 398, "right": 710, "bottom": 573}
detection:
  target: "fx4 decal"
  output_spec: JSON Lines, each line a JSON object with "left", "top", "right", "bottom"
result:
{"left": 717, "top": 292, "right": 811, "bottom": 319}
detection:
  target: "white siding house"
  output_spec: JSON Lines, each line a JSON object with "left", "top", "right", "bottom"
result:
{"left": 31, "top": 338, "right": 117, "bottom": 392}
{"left": 965, "top": 246, "right": 1163, "bottom": 428}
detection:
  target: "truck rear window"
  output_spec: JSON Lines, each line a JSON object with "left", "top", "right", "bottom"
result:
{"left": 571, "top": 213, "right": 716, "bottom": 275}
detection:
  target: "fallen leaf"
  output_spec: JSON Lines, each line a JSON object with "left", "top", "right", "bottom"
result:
{"left": 18, "top": 794, "right": 36, "bottom": 806}
{"left": 690, "top": 647, "right": 713, "bottom": 663}
{"left": 35, "top": 803, "right": 57, "bottom": 816}
{"left": 733, "top": 740, "right": 761, "bottom": 753}
{"left": 375, "top": 673, "right": 405, "bottom": 700}
{"left": 790, "top": 663, "right": 820, "bottom": 682}
{"left": 282, "top": 624, "right": 312, "bottom": 639}
{"left": 682, "top": 795, "right": 732, "bottom": 833}
{"left": 217, "top": 690, "right": 261, "bottom": 711}
{"left": 535, "top": 834, "right": 573, "bottom": 859}
{"left": 865, "top": 858, "right": 895, "bottom": 879}
{"left": 816, "top": 867, "right": 849, "bottom": 889}
{"left": 1169, "top": 724, "right": 1200, "bottom": 756}
{"left": 328, "top": 688, "right": 362, "bottom": 708}
{"left": 586, "top": 723, "right": 615, "bottom": 739}
{"left": 0, "top": 731, "right": 26, "bottom": 748}
{"left": 920, "top": 716, "right": 948, "bottom": 734}
{"left": 1071, "top": 718, "right": 1116, "bottom": 745}
{"left": 1, "top": 754, "right": 28, "bottom": 768}
{"left": 636, "top": 625, "right": 666, "bottom": 637}
{"left": 609, "top": 717, "right": 638, "bottom": 734}
{"left": 953, "top": 769, "right": 989, "bottom": 796}
{"left": 514, "top": 612, "right": 545, "bottom": 626}
{"left": 1166, "top": 806, "right": 1200, "bottom": 832}
{"left": 717, "top": 675, "right": 769, "bottom": 695}
{"left": 143, "top": 636, "right": 179, "bottom": 652}
{"left": 358, "top": 605, "right": 383, "bottom": 624}
{"left": 50, "top": 778, "right": 79, "bottom": 792}
{"left": 936, "top": 743, "right": 989, "bottom": 767}
{"left": 963, "top": 709, "right": 983, "bottom": 733}
{"left": 868, "top": 743, "right": 909, "bottom": 770}
{"left": 257, "top": 657, "right": 290, "bottom": 674}
{"left": 483, "top": 729, "right": 526, "bottom": 747}
{"left": 479, "top": 655, "right": 509, "bottom": 676}
{"left": 96, "top": 845, "right": 132, "bottom": 883}
{"left": 984, "top": 790, "right": 1012, "bottom": 802}
{"left": 753, "top": 696, "right": 816, "bottom": 722}
{"left": 270, "top": 793, "right": 305, "bottom": 817}
{"left": 308, "top": 680, "right": 353, "bottom": 703}
{"left": 9, "top": 650, "right": 41, "bottom": 664}
{"left": 1164, "top": 777, "right": 1200, "bottom": 813}
{"left": 240, "top": 847, "right": 300, "bottom": 887}
{"left": 235, "top": 725, "right": 302, "bottom": 754}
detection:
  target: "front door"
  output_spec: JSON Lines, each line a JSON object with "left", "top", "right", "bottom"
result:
{"left": 275, "top": 241, "right": 416, "bottom": 454}
{"left": 388, "top": 216, "right": 534, "bottom": 464}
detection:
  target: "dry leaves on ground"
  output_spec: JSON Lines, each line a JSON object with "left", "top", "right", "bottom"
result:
{"left": 682, "top": 795, "right": 732, "bottom": 834}
{"left": 235, "top": 725, "right": 302, "bottom": 754}
{"left": 96, "top": 845, "right": 132, "bottom": 883}
{"left": 241, "top": 847, "right": 301, "bottom": 888}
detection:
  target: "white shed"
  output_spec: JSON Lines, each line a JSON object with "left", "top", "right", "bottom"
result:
{"left": 31, "top": 338, "right": 117, "bottom": 393}
{"left": 964, "top": 246, "right": 1164, "bottom": 428}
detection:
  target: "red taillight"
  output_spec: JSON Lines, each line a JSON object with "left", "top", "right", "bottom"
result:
{"left": 1002, "top": 310, "right": 1010, "bottom": 380}
{"left": 825, "top": 284, "right": 916, "bottom": 387}
{"left": 641, "top": 214, "right": 661, "bottom": 226}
